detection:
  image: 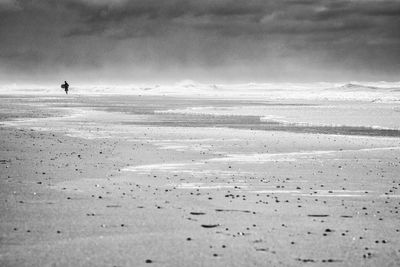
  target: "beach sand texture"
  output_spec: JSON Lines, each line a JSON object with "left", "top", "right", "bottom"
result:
{"left": 1, "top": 94, "right": 400, "bottom": 266}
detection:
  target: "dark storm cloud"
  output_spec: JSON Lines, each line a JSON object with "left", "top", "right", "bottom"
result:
{"left": 59, "top": 0, "right": 400, "bottom": 37}
{"left": 0, "top": 0, "right": 399, "bottom": 83}
{"left": 62, "top": 0, "right": 274, "bottom": 38}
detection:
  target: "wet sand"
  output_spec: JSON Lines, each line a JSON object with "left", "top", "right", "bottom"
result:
{"left": 1, "top": 95, "right": 400, "bottom": 266}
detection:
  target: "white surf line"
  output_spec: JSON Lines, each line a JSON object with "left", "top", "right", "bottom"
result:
{"left": 152, "top": 138, "right": 218, "bottom": 143}
{"left": 154, "top": 106, "right": 226, "bottom": 115}
{"left": 155, "top": 143, "right": 212, "bottom": 152}
{"left": 293, "top": 189, "right": 372, "bottom": 197}
{"left": 251, "top": 190, "right": 301, "bottom": 194}
{"left": 122, "top": 146, "right": 400, "bottom": 173}
{"left": 294, "top": 193, "right": 365, "bottom": 198}
{"left": 122, "top": 162, "right": 204, "bottom": 172}
{"left": 169, "top": 170, "right": 255, "bottom": 176}
{"left": 314, "top": 190, "right": 371, "bottom": 193}
{"left": 249, "top": 189, "right": 370, "bottom": 195}
{"left": 208, "top": 150, "right": 335, "bottom": 163}
{"left": 123, "top": 164, "right": 256, "bottom": 176}
{"left": 174, "top": 182, "right": 249, "bottom": 189}
{"left": 207, "top": 146, "right": 400, "bottom": 163}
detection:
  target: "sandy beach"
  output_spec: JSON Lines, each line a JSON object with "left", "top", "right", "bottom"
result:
{"left": 1, "top": 94, "right": 400, "bottom": 266}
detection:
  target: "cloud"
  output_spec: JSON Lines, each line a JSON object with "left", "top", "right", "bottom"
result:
{"left": 58, "top": 0, "right": 400, "bottom": 40}
{"left": 0, "top": 0, "right": 399, "bottom": 83}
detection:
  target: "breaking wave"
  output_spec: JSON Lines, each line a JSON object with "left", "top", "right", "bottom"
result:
{"left": 1, "top": 81, "right": 400, "bottom": 102}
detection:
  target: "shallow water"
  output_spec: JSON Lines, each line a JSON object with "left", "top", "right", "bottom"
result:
{"left": 2, "top": 95, "right": 400, "bottom": 137}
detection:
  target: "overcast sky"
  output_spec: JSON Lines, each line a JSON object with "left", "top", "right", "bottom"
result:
{"left": 1, "top": 0, "right": 399, "bottom": 84}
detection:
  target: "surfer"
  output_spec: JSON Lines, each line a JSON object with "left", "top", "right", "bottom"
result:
{"left": 63, "top": 81, "right": 69, "bottom": 94}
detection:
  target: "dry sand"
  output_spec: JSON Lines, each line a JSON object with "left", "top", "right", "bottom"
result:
{"left": 1, "top": 95, "right": 400, "bottom": 266}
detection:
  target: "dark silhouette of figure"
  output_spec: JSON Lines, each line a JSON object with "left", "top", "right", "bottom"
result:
{"left": 63, "top": 81, "right": 69, "bottom": 94}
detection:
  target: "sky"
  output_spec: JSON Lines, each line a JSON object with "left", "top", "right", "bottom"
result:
{"left": 0, "top": 0, "right": 399, "bottom": 85}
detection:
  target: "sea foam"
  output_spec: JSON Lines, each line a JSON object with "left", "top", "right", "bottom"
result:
{"left": 1, "top": 81, "right": 400, "bottom": 102}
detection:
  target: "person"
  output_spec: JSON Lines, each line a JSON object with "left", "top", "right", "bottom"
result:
{"left": 63, "top": 81, "right": 69, "bottom": 94}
